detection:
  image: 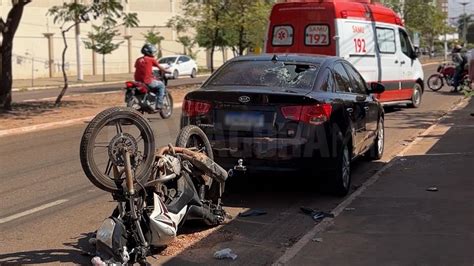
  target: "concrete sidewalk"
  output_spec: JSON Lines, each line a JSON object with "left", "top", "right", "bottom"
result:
{"left": 281, "top": 99, "right": 474, "bottom": 266}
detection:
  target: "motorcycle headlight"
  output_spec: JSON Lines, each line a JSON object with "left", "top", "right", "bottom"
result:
{"left": 96, "top": 218, "right": 116, "bottom": 249}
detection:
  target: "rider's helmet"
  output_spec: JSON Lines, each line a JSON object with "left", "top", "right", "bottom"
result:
{"left": 141, "top": 43, "right": 156, "bottom": 57}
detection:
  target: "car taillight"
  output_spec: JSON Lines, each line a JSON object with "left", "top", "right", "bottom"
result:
{"left": 182, "top": 99, "right": 211, "bottom": 117}
{"left": 281, "top": 103, "right": 332, "bottom": 125}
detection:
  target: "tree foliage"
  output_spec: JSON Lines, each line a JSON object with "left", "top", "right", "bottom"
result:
{"left": 168, "top": 0, "right": 273, "bottom": 72}
{"left": 382, "top": 0, "right": 447, "bottom": 48}
{"left": 47, "top": 0, "right": 138, "bottom": 106}
{"left": 0, "top": 0, "right": 32, "bottom": 111}
{"left": 142, "top": 26, "right": 165, "bottom": 58}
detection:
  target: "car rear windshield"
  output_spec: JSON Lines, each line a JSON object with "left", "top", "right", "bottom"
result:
{"left": 207, "top": 61, "right": 320, "bottom": 91}
{"left": 159, "top": 57, "right": 177, "bottom": 64}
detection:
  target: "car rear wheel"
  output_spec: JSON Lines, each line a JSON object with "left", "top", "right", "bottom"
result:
{"left": 190, "top": 68, "right": 197, "bottom": 78}
{"left": 327, "top": 140, "right": 351, "bottom": 196}
{"left": 408, "top": 83, "right": 422, "bottom": 108}
{"left": 365, "top": 117, "right": 384, "bottom": 160}
{"left": 173, "top": 70, "right": 179, "bottom": 79}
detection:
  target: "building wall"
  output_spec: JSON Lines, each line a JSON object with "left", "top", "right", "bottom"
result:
{"left": 0, "top": 0, "right": 231, "bottom": 80}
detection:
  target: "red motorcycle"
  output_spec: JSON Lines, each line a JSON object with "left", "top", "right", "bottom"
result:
{"left": 427, "top": 63, "right": 471, "bottom": 91}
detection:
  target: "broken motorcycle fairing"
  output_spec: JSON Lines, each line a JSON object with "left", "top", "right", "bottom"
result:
{"left": 80, "top": 108, "right": 229, "bottom": 265}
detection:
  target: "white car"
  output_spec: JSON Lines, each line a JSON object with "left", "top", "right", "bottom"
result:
{"left": 158, "top": 55, "right": 198, "bottom": 79}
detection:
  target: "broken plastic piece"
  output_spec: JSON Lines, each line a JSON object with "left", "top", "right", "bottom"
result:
{"left": 238, "top": 209, "right": 267, "bottom": 217}
{"left": 312, "top": 237, "right": 323, "bottom": 242}
{"left": 301, "top": 207, "right": 334, "bottom": 221}
{"left": 214, "top": 248, "right": 238, "bottom": 260}
{"left": 91, "top": 256, "right": 106, "bottom": 266}
{"left": 344, "top": 207, "right": 356, "bottom": 211}
{"left": 426, "top": 187, "right": 438, "bottom": 192}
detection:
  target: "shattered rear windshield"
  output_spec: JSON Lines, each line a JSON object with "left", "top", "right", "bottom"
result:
{"left": 207, "top": 61, "right": 320, "bottom": 91}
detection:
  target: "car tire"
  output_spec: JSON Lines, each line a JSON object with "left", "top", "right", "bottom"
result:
{"left": 365, "top": 117, "right": 384, "bottom": 160}
{"left": 173, "top": 69, "right": 179, "bottom": 79}
{"left": 327, "top": 139, "right": 352, "bottom": 197}
{"left": 408, "top": 83, "right": 422, "bottom": 108}
{"left": 190, "top": 68, "right": 197, "bottom": 78}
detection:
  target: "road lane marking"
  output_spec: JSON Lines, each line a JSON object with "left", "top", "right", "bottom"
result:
{"left": 0, "top": 199, "right": 69, "bottom": 224}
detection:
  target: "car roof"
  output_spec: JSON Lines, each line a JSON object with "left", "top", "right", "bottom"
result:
{"left": 229, "top": 53, "right": 338, "bottom": 65}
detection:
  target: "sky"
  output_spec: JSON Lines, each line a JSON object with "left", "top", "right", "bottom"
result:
{"left": 448, "top": 0, "right": 474, "bottom": 25}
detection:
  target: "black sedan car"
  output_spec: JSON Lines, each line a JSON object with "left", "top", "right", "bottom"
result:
{"left": 180, "top": 54, "right": 384, "bottom": 196}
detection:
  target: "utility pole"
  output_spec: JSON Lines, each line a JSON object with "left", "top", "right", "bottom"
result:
{"left": 459, "top": 1, "right": 470, "bottom": 46}
{"left": 74, "top": 0, "right": 83, "bottom": 81}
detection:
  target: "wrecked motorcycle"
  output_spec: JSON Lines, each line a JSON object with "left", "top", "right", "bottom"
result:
{"left": 79, "top": 107, "right": 229, "bottom": 265}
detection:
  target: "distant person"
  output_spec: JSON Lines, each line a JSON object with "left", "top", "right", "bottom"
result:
{"left": 451, "top": 44, "right": 468, "bottom": 93}
{"left": 134, "top": 43, "right": 170, "bottom": 110}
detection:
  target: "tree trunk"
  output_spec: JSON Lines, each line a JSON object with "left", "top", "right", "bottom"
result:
{"left": 0, "top": 0, "right": 31, "bottom": 111}
{"left": 210, "top": 46, "right": 215, "bottom": 73}
{"left": 102, "top": 54, "right": 106, "bottom": 82}
{"left": 55, "top": 23, "right": 78, "bottom": 107}
{"left": 55, "top": 29, "right": 70, "bottom": 106}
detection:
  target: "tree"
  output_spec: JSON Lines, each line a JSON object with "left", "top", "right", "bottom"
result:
{"left": 47, "top": 0, "right": 138, "bottom": 107}
{"left": 142, "top": 26, "right": 165, "bottom": 58}
{"left": 0, "top": 0, "right": 31, "bottom": 111}
{"left": 84, "top": 17, "right": 132, "bottom": 82}
{"left": 467, "top": 23, "right": 474, "bottom": 44}
{"left": 167, "top": 16, "right": 196, "bottom": 57}
{"left": 223, "top": 0, "right": 272, "bottom": 56}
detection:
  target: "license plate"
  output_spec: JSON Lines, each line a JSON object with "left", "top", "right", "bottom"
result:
{"left": 224, "top": 112, "right": 265, "bottom": 128}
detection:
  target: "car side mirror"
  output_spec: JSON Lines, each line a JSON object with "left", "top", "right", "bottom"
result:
{"left": 177, "top": 61, "right": 182, "bottom": 64}
{"left": 369, "top": 82, "right": 385, "bottom": 94}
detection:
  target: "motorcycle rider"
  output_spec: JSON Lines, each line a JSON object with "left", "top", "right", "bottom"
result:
{"left": 451, "top": 44, "right": 468, "bottom": 93}
{"left": 134, "top": 43, "right": 171, "bottom": 111}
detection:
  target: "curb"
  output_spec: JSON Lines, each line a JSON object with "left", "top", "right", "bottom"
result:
{"left": 273, "top": 96, "right": 470, "bottom": 265}
{"left": 12, "top": 74, "right": 211, "bottom": 92}
{"left": 0, "top": 102, "right": 183, "bottom": 138}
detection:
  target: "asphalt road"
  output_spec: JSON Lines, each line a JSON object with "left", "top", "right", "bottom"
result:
{"left": 0, "top": 64, "right": 464, "bottom": 265}
{"left": 12, "top": 76, "right": 208, "bottom": 103}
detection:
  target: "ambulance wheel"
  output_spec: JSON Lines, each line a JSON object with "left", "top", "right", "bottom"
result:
{"left": 408, "top": 83, "right": 422, "bottom": 108}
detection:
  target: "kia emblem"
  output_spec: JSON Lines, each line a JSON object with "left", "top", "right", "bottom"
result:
{"left": 238, "top": 96, "right": 250, "bottom": 103}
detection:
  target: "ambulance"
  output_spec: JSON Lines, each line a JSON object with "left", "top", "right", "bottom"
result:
{"left": 265, "top": 0, "right": 424, "bottom": 107}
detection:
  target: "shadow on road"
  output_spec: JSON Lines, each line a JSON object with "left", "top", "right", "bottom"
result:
{"left": 0, "top": 232, "right": 95, "bottom": 265}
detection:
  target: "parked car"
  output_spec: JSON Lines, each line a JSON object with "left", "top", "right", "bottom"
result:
{"left": 158, "top": 55, "right": 198, "bottom": 79}
{"left": 180, "top": 54, "right": 385, "bottom": 196}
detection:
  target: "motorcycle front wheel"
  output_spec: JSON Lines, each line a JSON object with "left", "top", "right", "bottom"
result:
{"left": 159, "top": 93, "right": 173, "bottom": 119}
{"left": 80, "top": 107, "right": 155, "bottom": 192}
{"left": 427, "top": 74, "right": 444, "bottom": 91}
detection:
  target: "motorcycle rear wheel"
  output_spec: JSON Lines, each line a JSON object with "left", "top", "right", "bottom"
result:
{"left": 80, "top": 107, "right": 155, "bottom": 192}
{"left": 175, "top": 125, "right": 213, "bottom": 160}
{"left": 427, "top": 74, "right": 443, "bottom": 91}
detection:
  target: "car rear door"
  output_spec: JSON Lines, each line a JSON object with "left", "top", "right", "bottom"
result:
{"left": 343, "top": 62, "right": 378, "bottom": 151}
{"left": 178, "top": 56, "right": 191, "bottom": 75}
{"left": 333, "top": 62, "right": 366, "bottom": 155}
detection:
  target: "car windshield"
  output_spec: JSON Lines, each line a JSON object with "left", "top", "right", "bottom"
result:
{"left": 207, "top": 61, "right": 320, "bottom": 91}
{"left": 159, "top": 57, "right": 177, "bottom": 64}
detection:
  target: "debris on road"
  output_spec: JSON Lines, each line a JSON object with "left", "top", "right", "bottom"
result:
{"left": 214, "top": 248, "right": 238, "bottom": 260}
{"left": 91, "top": 256, "right": 106, "bottom": 266}
{"left": 426, "top": 186, "right": 439, "bottom": 192}
{"left": 344, "top": 207, "right": 356, "bottom": 211}
{"left": 238, "top": 209, "right": 267, "bottom": 217}
{"left": 300, "top": 207, "right": 335, "bottom": 221}
{"left": 400, "top": 158, "right": 407, "bottom": 161}
{"left": 312, "top": 237, "right": 323, "bottom": 242}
